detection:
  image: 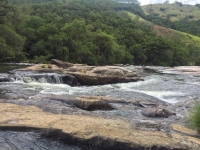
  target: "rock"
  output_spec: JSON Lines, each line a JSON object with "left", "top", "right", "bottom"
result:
{"left": 141, "top": 108, "right": 176, "bottom": 118}
{"left": 91, "top": 66, "right": 129, "bottom": 74}
{"left": 75, "top": 96, "right": 114, "bottom": 111}
{"left": 125, "top": 72, "right": 137, "bottom": 77}
{"left": 66, "top": 72, "right": 142, "bottom": 85}
{"left": 1, "top": 103, "right": 200, "bottom": 150}
{"left": 0, "top": 74, "right": 15, "bottom": 82}
{"left": 171, "top": 124, "right": 199, "bottom": 137}
{"left": 51, "top": 59, "right": 74, "bottom": 69}
{"left": 68, "top": 65, "right": 95, "bottom": 72}
{"left": 22, "top": 77, "right": 34, "bottom": 83}
{"left": 104, "top": 69, "right": 124, "bottom": 76}
{"left": 20, "top": 59, "right": 144, "bottom": 86}
{"left": 62, "top": 74, "right": 80, "bottom": 86}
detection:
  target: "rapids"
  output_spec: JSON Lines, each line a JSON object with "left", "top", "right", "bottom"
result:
{"left": 0, "top": 64, "right": 200, "bottom": 149}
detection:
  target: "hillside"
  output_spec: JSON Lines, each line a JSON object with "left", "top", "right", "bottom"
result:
{"left": 141, "top": 4, "right": 200, "bottom": 37}
{"left": 1, "top": 0, "right": 200, "bottom": 66}
{"left": 142, "top": 4, "right": 200, "bottom": 21}
{"left": 127, "top": 12, "right": 200, "bottom": 43}
{"left": 127, "top": 11, "right": 200, "bottom": 65}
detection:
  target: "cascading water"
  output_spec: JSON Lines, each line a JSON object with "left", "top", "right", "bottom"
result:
{"left": 1, "top": 64, "right": 200, "bottom": 149}
{"left": 0, "top": 71, "right": 65, "bottom": 84}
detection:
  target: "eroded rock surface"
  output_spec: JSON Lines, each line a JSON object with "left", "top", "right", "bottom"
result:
{"left": 141, "top": 108, "right": 176, "bottom": 118}
{"left": 51, "top": 59, "right": 143, "bottom": 85}
{"left": 0, "top": 103, "right": 200, "bottom": 150}
{"left": 17, "top": 60, "right": 143, "bottom": 85}
{"left": 75, "top": 96, "right": 115, "bottom": 111}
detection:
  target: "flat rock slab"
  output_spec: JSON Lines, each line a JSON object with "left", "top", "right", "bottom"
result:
{"left": 75, "top": 96, "right": 115, "bottom": 111}
{"left": 18, "top": 59, "right": 144, "bottom": 86}
{"left": 166, "top": 66, "right": 200, "bottom": 75}
{"left": 0, "top": 103, "right": 200, "bottom": 150}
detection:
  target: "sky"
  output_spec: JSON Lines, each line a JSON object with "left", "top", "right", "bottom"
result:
{"left": 139, "top": 0, "right": 200, "bottom": 6}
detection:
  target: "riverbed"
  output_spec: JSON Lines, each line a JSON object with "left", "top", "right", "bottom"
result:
{"left": 0, "top": 64, "right": 200, "bottom": 149}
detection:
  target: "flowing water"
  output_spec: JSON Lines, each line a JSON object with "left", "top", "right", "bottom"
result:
{"left": 0, "top": 64, "right": 200, "bottom": 149}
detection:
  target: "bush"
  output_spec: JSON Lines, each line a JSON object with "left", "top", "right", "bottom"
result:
{"left": 41, "top": 65, "right": 46, "bottom": 68}
{"left": 189, "top": 102, "right": 200, "bottom": 132}
{"left": 47, "top": 65, "right": 52, "bottom": 69}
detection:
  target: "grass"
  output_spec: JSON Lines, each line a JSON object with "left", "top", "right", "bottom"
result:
{"left": 126, "top": 11, "right": 200, "bottom": 48}
{"left": 189, "top": 102, "right": 200, "bottom": 132}
{"left": 142, "top": 4, "right": 200, "bottom": 21}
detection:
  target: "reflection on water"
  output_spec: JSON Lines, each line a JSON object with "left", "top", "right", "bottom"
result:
{"left": 0, "top": 63, "right": 31, "bottom": 73}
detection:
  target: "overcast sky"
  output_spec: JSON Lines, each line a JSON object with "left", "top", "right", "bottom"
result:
{"left": 139, "top": 0, "right": 200, "bottom": 5}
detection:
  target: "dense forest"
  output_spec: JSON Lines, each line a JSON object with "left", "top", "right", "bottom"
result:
{"left": 0, "top": 0, "right": 200, "bottom": 66}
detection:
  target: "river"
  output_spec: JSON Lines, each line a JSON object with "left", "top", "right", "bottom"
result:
{"left": 0, "top": 64, "right": 200, "bottom": 149}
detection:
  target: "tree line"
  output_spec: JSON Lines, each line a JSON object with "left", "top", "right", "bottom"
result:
{"left": 0, "top": 0, "right": 199, "bottom": 66}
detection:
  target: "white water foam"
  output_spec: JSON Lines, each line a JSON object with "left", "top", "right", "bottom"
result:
{"left": 115, "top": 78, "right": 186, "bottom": 103}
{"left": 115, "top": 78, "right": 158, "bottom": 89}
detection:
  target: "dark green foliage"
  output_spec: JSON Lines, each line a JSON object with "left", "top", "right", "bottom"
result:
{"left": 0, "top": 0, "right": 196, "bottom": 66}
{"left": 159, "top": 7, "right": 166, "bottom": 11}
{"left": 195, "top": 3, "right": 200, "bottom": 8}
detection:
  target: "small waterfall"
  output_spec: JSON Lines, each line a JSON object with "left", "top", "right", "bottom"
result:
{"left": 21, "top": 75, "right": 64, "bottom": 84}
{"left": 53, "top": 76, "right": 63, "bottom": 84}
{"left": 0, "top": 71, "right": 77, "bottom": 85}
{"left": 38, "top": 77, "right": 48, "bottom": 83}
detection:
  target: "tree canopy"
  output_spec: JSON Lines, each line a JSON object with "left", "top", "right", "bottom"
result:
{"left": 0, "top": 0, "right": 199, "bottom": 66}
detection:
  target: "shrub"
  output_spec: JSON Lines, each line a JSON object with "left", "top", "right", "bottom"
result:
{"left": 47, "top": 65, "right": 52, "bottom": 69}
{"left": 41, "top": 65, "right": 46, "bottom": 68}
{"left": 189, "top": 102, "right": 200, "bottom": 132}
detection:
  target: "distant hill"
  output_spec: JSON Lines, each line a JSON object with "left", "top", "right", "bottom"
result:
{"left": 142, "top": 4, "right": 200, "bottom": 21}
{"left": 141, "top": 4, "right": 200, "bottom": 37}
{"left": 127, "top": 12, "right": 200, "bottom": 44}
{"left": 127, "top": 11, "right": 200, "bottom": 65}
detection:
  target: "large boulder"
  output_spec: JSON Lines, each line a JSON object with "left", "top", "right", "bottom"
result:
{"left": 66, "top": 72, "right": 142, "bottom": 85}
{"left": 19, "top": 60, "right": 143, "bottom": 86}
{"left": 64, "top": 65, "right": 142, "bottom": 85}
{"left": 75, "top": 96, "right": 114, "bottom": 111}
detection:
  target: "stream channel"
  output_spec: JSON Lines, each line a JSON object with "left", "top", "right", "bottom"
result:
{"left": 0, "top": 63, "right": 200, "bottom": 150}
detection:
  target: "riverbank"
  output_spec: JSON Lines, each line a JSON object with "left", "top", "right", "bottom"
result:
{"left": 1, "top": 103, "right": 200, "bottom": 150}
{"left": 1, "top": 64, "right": 200, "bottom": 149}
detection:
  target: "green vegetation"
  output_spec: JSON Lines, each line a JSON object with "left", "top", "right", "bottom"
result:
{"left": 142, "top": 4, "right": 200, "bottom": 37}
{"left": 189, "top": 102, "right": 200, "bottom": 132}
{"left": 41, "top": 65, "right": 46, "bottom": 68}
{"left": 142, "top": 4, "right": 200, "bottom": 21}
{"left": 1, "top": 0, "right": 200, "bottom": 66}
